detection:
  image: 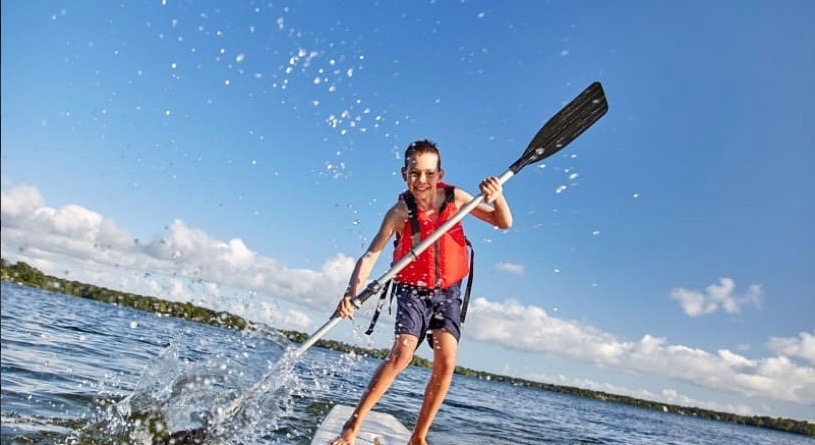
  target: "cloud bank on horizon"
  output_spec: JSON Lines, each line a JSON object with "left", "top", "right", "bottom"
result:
{"left": 2, "top": 182, "right": 813, "bottom": 409}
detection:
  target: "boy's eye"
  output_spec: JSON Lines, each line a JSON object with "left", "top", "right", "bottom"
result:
{"left": 409, "top": 171, "right": 437, "bottom": 179}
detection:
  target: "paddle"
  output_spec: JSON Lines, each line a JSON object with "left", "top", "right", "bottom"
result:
{"left": 209, "top": 82, "right": 609, "bottom": 430}
{"left": 293, "top": 81, "right": 608, "bottom": 357}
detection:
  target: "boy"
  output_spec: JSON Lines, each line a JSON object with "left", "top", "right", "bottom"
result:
{"left": 332, "top": 139, "right": 512, "bottom": 445}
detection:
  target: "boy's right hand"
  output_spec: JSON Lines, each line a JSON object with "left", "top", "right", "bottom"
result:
{"left": 336, "top": 295, "right": 356, "bottom": 319}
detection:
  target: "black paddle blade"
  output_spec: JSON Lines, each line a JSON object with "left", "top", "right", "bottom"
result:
{"left": 509, "top": 82, "right": 608, "bottom": 173}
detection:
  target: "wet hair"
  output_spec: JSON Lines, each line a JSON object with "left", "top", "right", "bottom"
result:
{"left": 404, "top": 139, "right": 441, "bottom": 170}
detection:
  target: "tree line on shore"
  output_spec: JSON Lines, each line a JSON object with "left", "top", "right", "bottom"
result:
{"left": 2, "top": 258, "right": 812, "bottom": 437}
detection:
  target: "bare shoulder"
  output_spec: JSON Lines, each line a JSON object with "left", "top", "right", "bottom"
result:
{"left": 366, "top": 200, "right": 408, "bottom": 252}
{"left": 383, "top": 199, "right": 409, "bottom": 229}
{"left": 453, "top": 186, "right": 474, "bottom": 207}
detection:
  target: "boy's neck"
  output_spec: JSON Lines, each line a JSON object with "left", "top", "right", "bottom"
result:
{"left": 413, "top": 189, "right": 442, "bottom": 213}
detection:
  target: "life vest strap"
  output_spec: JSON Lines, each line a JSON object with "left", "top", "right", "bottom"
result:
{"left": 460, "top": 238, "right": 474, "bottom": 323}
{"left": 364, "top": 279, "right": 395, "bottom": 335}
{"left": 400, "top": 191, "right": 422, "bottom": 247}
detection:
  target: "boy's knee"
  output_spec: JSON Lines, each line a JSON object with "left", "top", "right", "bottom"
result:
{"left": 434, "top": 354, "right": 456, "bottom": 372}
{"left": 386, "top": 350, "right": 413, "bottom": 370}
{"left": 386, "top": 339, "right": 416, "bottom": 370}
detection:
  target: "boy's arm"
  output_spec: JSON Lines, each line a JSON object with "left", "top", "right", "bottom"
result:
{"left": 336, "top": 202, "right": 406, "bottom": 318}
{"left": 459, "top": 177, "right": 513, "bottom": 229}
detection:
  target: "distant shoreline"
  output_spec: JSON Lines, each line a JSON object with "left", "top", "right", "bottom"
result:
{"left": 2, "top": 258, "right": 812, "bottom": 437}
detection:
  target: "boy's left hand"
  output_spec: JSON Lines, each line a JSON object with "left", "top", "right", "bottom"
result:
{"left": 480, "top": 177, "right": 503, "bottom": 203}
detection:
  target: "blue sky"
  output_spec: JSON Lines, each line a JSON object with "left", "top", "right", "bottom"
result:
{"left": 2, "top": 1, "right": 813, "bottom": 422}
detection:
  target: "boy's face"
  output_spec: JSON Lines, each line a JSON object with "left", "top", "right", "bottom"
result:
{"left": 402, "top": 152, "right": 443, "bottom": 198}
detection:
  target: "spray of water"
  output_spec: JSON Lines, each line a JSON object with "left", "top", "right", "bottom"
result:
{"left": 205, "top": 348, "right": 300, "bottom": 442}
{"left": 62, "top": 327, "right": 302, "bottom": 445}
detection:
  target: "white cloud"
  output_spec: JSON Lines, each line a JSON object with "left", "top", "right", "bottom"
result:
{"left": 768, "top": 332, "right": 815, "bottom": 366}
{"left": 718, "top": 349, "right": 757, "bottom": 369}
{"left": 464, "top": 297, "right": 815, "bottom": 405}
{"left": 670, "top": 278, "right": 763, "bottom": 317}
{"left": 0, "top": 184, "right": 353, "bottom": 324}
{"left": 258, "top": 301, "right": 312, "bottom": 329}
{"left": 1, "top": 185, "right": 46, "bottom": 222}
{"left": 495, "top": 261, "right": 524, "bottom": 275}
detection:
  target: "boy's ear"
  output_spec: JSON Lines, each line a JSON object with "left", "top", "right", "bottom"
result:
{"left": 438, "top": 168, "right": 445, "bottom": 180}
{"left": 401, "top": 167, "right": 407, "bottom": 181}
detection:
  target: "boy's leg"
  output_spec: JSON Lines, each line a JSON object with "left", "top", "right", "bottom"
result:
{"left": 410, "top": 329, "right": 458, "bottom": 443}
{"left": 330, "top": 333, "right": 418, "bottom": 445}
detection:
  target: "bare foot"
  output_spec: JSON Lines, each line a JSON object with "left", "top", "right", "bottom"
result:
{"left": 407, "top": 436, "right": 429, "bottom": 445}
{"left": 329, "top": 419, "right": 359, "bottom": 445}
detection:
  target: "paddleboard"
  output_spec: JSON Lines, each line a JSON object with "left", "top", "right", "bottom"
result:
{"left": 311, "top": 404, "right": 411, "bottom": 445}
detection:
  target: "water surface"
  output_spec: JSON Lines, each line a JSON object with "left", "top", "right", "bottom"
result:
{"left": 2, "top": 282, "right": 811, "bottom": 444}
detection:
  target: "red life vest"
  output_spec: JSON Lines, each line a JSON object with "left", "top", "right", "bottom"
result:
{"left": 393, "top": 183, "right": 469, "bottom": 289}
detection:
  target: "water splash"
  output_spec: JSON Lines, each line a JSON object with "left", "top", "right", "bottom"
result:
{"left": 63, "top": 328, "right": 300, "bottom": 445}
{"left": 206, "top": 348, "right": 300, "bottom": 442}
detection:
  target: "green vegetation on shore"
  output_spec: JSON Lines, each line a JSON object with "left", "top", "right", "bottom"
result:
{"left": 2, "top": 259, "right": 812, "bottom": 437}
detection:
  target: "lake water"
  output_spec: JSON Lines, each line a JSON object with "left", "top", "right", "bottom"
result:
{"left": 1, "top": 282, "right": 811, "bottom": 445}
